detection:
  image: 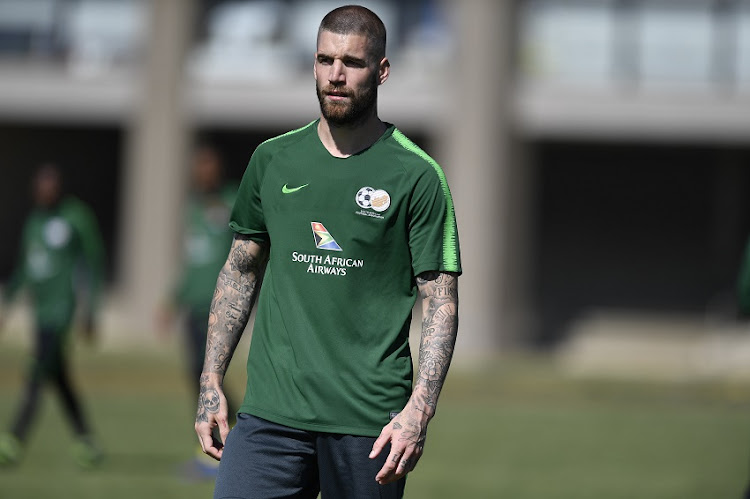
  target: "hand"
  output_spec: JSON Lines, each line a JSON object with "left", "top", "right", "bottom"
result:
{"left": 81, "top": 314, "right": 97, "bottom": 345}
{"left": 369, "top": 404, "right": 428, "bottom": 485}
{"left": 194, "top": 375, "right": 231, "bottom": 461}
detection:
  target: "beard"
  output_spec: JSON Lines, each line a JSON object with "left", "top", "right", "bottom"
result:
{"left": 316, "top": 75, "right": 378, "bottom": 127}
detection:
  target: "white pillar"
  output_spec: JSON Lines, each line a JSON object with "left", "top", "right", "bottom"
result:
{"left": 439, "top": 0, "right": 529, "bottom": 356}
{"left": 116, "top": 0, "right": 195, "bottom": 337}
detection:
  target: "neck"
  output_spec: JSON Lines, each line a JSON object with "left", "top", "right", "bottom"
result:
{"left": 38, "top": 197, "right": 62, "bottom": 211}
{"left": 317, "top": 113, "right": 386, "bottom": 158}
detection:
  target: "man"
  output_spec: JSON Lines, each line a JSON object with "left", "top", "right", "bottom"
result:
{"left": 737, "top": 237, "right": 750, "bottom": 499}
{"left": 0, "top": 163, "right": 104, "bottom": 468}
{"left": 738, "top": 237, "right": 750, "bottom": 317}
{"left": 158, "top": 144, "right": 238, "bottom": 478}
{"left": 195, "top": 5, "right": 460, "bottom": 498}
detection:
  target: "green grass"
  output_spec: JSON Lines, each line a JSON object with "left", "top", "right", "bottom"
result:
{"left": 1, "top": 346, "right": 749, "bottom": 498}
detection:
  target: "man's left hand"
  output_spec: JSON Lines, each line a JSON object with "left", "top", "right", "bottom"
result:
{"left": 81, "top": 314, "right": 97, "bottom": 345}
{"left": 369, "top": 404, "right": 428, "bottom": 485}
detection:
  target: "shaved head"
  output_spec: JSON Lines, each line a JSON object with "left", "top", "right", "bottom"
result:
{"left": 318, "top": 5, "right": 386, "bottom": 61}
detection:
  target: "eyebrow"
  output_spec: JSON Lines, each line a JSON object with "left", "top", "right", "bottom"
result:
{"left": 342, "top": 55, "right": 367, "bottom": 66}
{"left": 317, "top": 52, "right": 368, "bottom": 66}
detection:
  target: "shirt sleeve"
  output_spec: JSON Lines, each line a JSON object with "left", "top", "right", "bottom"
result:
{"left": 229, "top": 148, "right": 269, "bottom": 243}
{"left": 69, "top": 199, "right": 106, "bottom": 318}
{"left": 408, "top": 167, "right": 461, "bottom": 277}
{"left": 171, "top": 203, "right": 193, "bottom": 307}
{"left": 3, "top": 222, "right": 30, "bottom": 305}
{"left": 738, "top": 237, "right": 750, "bottom": 316}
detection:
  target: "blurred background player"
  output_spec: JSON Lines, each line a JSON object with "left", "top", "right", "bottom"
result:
{"left": 737, "top": 237, "right": 750, "bottom": 320}
{"left": 0, "top": 163, "right": 104, "bottom": 468}
{"left": 156, "top": 144, "right": 238, "bottom": 479}
{"left": 737, "top": 237, "right": 750, "bottom": 499}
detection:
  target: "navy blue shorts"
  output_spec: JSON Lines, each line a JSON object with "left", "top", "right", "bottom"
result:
{"left": 214, "top": 413, "right": 406, "bottom": 499}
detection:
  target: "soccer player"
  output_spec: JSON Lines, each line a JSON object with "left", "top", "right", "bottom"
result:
{"left": 737, "top": 237, "right": 750, "bottom": 498}
{"left": 157, "top": 144, "right": 238, "bottom": 478}
{"left": 0, "top": 163, "right": 104, "bottom": 468}
{"left": 738, "top": 237, "right": 750, "bottom": 317}
{"left": 194, "top": 5, "right": 461, "bottom": 498}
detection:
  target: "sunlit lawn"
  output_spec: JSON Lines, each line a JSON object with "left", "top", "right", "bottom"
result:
{"left": 0, "top": 344, "right": 749, "bottom": 498}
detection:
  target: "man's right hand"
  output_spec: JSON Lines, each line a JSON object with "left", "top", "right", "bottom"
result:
{"left": 194, "top": 235, "right": 267, "bottom": 461}
{"left": 194, "top": 374, "right": 231, "bottom": 461}
{"left": 0, "top": 302, "right": 6, "bottom": 334}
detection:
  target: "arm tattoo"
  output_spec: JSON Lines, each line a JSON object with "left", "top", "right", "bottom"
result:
{"left": 196, "top": 235, "right": 267, "bottom": 423}
{"left": 413, "top": 271, "right": 459, "bottom": 418}
{"left": 204, "top": 235, "right": 266, "bottom": 374}
{"left": 397, "top": 417, "right": 426, "bottom": 445}
{"left": 196, "top": 374, "right": 220, "bottom": 423}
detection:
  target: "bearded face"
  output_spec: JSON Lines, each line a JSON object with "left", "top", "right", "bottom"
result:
{"left": 316, "top": 69, "right": 379, "bottom": 127}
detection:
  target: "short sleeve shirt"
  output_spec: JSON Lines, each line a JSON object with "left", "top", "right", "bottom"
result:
{"left": 15, "top": 197, "right": 104, "bottom": 329}
{"left": 230, "top": 120, "right": 461, "bottom": 436}
{"left": 175, "top": 186, "right": 237, "bottom": 317}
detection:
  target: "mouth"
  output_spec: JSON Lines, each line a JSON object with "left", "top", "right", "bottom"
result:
{"left": 325, "top": 90, "right": 350, "bottom": 101}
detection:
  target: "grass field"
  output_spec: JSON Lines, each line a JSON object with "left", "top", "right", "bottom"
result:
{"left": 1, "top": 344, "right": 750, "bottom": 498}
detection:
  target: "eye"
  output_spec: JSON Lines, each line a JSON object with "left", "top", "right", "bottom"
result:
{"left": 343, "top": 58, "right": 366, "bottom": 68}
{"left": 317, "top": 55, "right": 333, "bottom": 65}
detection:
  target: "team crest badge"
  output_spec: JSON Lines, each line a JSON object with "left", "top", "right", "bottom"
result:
{"left": 311, "top": 222, "right": 343, "bottom": 251}
{"left": 355, "top": 186, "right": 390, "bottom": 213}
{"left": 356, "top": 186, "right": 375, "bottom": 209}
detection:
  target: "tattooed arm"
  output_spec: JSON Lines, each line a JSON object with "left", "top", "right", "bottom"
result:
{"left": 371, "top": 271, "right": 459, "bottom": 484}
{"left": 194, "top": 234, "right": 267, "bottom": 460}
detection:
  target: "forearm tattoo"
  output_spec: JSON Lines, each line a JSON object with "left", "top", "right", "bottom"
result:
{"left": 414, "top": 271, "right": 459, "bottom": 418}
{"left": 196, "top": 374, "right": 221, "bottom": 423}
{"left": 196, "top": 235, "right": 266, "bottom": 423}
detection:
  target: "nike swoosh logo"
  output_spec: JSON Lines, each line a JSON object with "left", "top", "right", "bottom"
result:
{"left": 282, "top": 183, "right": 309, "bottom": 194}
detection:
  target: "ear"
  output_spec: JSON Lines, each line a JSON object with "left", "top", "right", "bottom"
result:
{"left": 313, "top": 52, "right": 318, "bottom": 80}
{"left": 378, "top": 57, "right": 390, "bottom": 85}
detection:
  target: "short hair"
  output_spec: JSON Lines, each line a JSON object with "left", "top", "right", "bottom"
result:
{"left": 318, "top": 5, "right": 387, "bottom": 61}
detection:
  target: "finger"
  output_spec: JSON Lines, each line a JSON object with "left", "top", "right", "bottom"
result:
{"left": 383, "top": 442, "right": 424, "bottom": 483}
{"left": 219, "top": 415, "right": 231, "bottom": 445}
{"left": 375, "top": 448, "right": 404, "bottom": 484}
{"left": 209, "top": 433, "right": 225, "bottom": 461}
{"left": 218, "top": 399, "right": 231, "bottom": 444}
{"left": 196, "top": 424, "right": 223, "bottom": 461}
{"left": 195, "top": 424, "right": 212, "bottom": 454}
{"left": 205, "top": 433, "right": 224, "bottom": 460}
{"left": 368, "top": 427, "right": 391, "bottom": 459}
{"left": 196, "top": 427, "right": 207, "bottom": 454}
{"left": 381, "top": 452, "right": 417, "bottom": 484}
{"left": 402, "top": 453, "right": 420, "bottom": 473}
{"left": 395, "top": 456, "right": 411, "bottom": 477}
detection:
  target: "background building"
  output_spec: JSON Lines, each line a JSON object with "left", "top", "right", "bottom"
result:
{"left": 1, "top": 0, "right": 749, "bottom": 365}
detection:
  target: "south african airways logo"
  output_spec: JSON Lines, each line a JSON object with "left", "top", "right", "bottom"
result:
{"left": 311, "top": 222, "right": 342, "bottom": 251}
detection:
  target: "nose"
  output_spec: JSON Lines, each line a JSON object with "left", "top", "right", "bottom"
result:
{"left": 328, "top": 60, "right": 345, "bottom": 84}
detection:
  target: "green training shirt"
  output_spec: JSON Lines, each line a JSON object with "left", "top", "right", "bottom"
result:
{"left": 174, "top": 185, "right": 237, "bottom": 319}
{"left": 230, "top": 120, "right": 461, "bottom": 436}
{"left": 4, "top": 196, "right": 105, "bottom": 330}
{"left": 739, "top": 236, "right": 750, "bottom": 316}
